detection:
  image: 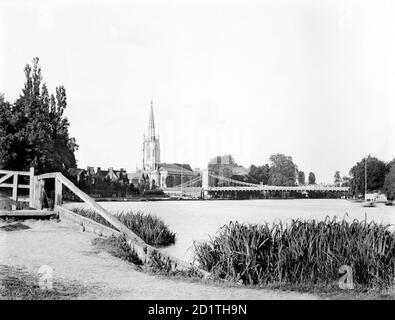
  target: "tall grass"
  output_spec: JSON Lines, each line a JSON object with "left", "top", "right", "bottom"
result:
{"left": 117, "top": 212, "right": 175, "bottom": 247}
{"left": 71, "top": 208, "right": 175, "bottom": 247}
{"left": 194, "top": 216, "right": 395, "bottom": 288}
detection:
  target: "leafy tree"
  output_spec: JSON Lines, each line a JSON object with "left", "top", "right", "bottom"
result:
{"left": 249, "top": 164, "right": 270, "bottom": 184}
{"left": 383, "top": 163, "right": 395, "bottom": 201}
{"left": 173, "top": 175, "right": 181, "bottom": 186}
{"left": 165, "top": 175, "right": 174, "bottom": 188}
{"left": 267, "top": 154, "right": 297, "bottom": 186}
{"left": 349, "top": 156, "right": 387, "bottom": 195}
{"left": 334, "top": 171, "right": 341, "bottom": 186}
{"left": 0, "top": 93, "right": 13, "bottom": 168}
{"left": 341, "top": 176, "right": 350, "bottom": 187}
{"left": 0, "top": 58, "right": 78, "bottom": 174}
{"left": 298, "top": 171, "right": 305, "bottom": 185}
{"left": 308, "top": 172, "right": 316, "bottom": 185}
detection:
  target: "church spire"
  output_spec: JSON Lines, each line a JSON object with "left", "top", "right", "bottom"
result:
{"left": 148, "top": 100, "right": 155, "bottom": 140}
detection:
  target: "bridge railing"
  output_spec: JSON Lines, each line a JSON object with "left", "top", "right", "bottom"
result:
{"left": 171, "top": 175, "right": 202, "bottom": 189}
{"left": 0, "top": 167, "right": 35, "bottom": 210}
{"left": 34, "top": 172, "right": 207, "bottom": 275}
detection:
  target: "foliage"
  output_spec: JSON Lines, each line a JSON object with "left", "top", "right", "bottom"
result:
{"left": 194, "top": 217, "right": 395, "bottom": 288}
{"left": 117, "top": 210, "right": 175, "bottom": 246}
{"left": 268, "top": 153, "right": 297, "bottom": 186}
{"left": 143, "top": 189, "right": 165, "bottom": 196}
{"left": 334, "top": 171, "right": 341, "bottom": 186}
{"left": 72, "top": 208, "right": 175, "bottom": 246}
{"left": 249, "top": 164, "right": 270, "bottom": 184}
{"left": 165, "top": 175, "right": 174, "bottom": 187}
{"left": 383, "top": 163, "right": 395, "bottom": 201}
{"left": 349, "top": 156, "right": 387, "bottom": 195}
{"left": 298, "top": 171, "right": 305, "bottom": 185}
{"left": 308, "top": 172, "right": 316, "bottom": 185}
{"left": 341, "top": 176, "right": 350, "bottom": 187}
{"left": 0, "top": 58, "right": 77, "bottom": 174}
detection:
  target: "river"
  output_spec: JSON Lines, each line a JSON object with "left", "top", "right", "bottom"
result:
{"left": 65, "top": 199, "right": 395, "bottom": 262}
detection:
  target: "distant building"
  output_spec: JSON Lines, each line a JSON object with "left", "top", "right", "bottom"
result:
{"left": 208, "top": 154, "right": 249, "bottom": 178}
{"left": 68, "top": 166, "right": 128, "bottom": 186}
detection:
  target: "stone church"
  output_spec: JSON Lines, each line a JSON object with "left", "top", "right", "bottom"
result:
{"left": 128, "top": 101, "right": 197, "bottom": 189}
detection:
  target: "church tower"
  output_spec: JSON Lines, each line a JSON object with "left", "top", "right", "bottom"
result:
{"left": 143, "top": 100, "right": 160, "bottom": 171}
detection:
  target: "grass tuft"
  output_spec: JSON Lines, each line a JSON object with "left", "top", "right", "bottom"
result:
{"left": 194, "top": 216, "right": 395, "bottom": 289}
{"left": 71, "top": 208, "right": 176, "bottom": 247}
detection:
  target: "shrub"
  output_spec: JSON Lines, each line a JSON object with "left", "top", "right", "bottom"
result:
{"left": 193, "top": 216, "right": 395, "bottom": 288}
{"left": 117, "top": 211, "right": 175, "bottom": 247}
{"left": 71, "top": 208, "right": 175, "bottom": 247}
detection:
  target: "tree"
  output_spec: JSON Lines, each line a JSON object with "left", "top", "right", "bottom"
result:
{"left": 298, "top": 171, "right": 305, "bottom": 185}
{"left": 173, "top": 175, "right": 181, "bottom": 186}
{"left": 383, "top": 163, "right": 395, "bottom": 201}
{"left": 0, "top": 58, "right": 78, "bottom": 174}
{"left": 349, "top": 156, "right": 387, "bottom": 196}
{"left": 334, "top": 171, "right": 341, "bottom": 186}
{"left": 0, "top": 93, "right": 13, "bottom": 168}
{"left": 248, "top": 164, "right": 270, "bottom": 185}
{"left": 267, "top": 154, "right": 298, "bottom": 186}
{"left": 341, "top": 176, "right": 350, "bottom": 187}
{"left": 308, "top": 172, "right": 316, "bottom": 185}
{"left": 165, "top": 175, "right": 174, "bottom": 188}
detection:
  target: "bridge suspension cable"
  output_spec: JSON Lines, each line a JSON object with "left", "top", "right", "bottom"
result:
{"left": 208, "top": 173, "right": 260, "bottom": 187}
{"left": 173, "top": 175, "right": 202, "bottom": 189}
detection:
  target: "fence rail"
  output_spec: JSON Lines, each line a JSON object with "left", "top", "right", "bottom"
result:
{"left": 0, "top": 167, "right": 35, "bottom": 210}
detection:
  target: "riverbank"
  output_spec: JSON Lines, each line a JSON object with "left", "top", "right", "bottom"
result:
{"left": 64, "top": 199, "right": 395, "bottom": 263}
{"left": 0, "top": 219, "right": 319, "bottom": 300}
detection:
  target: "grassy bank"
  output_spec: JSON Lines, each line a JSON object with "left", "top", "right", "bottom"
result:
{"left": 193, "top": 216, "right": 395, "bottom": 290}
{"left": 71, "top": 208, "right": 176, "bottom": 247}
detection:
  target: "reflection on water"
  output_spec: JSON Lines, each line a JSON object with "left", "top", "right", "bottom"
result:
{"left": 65, "top": 199, "right": 395, "bottom": 262}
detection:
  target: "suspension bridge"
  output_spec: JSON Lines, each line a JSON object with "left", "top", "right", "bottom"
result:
{"left": 163, "top": 169, "right": 349, "bottom": 198}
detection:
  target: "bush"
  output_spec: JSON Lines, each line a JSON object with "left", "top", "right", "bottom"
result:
{"left": 193, "top": 217, "right": 395, "bottom": 288}
{"left": 71, "top": 208, "right": 175, "bottom": 247}
{"left": 117, "top": 211, "right": 175, "bottom": 246}
{"left": 143, "top": 189, "right": 165, "bottom": 196}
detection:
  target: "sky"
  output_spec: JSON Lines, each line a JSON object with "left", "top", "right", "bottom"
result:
{"left": 1, "top": 0, "right": 395, "bottom": 183}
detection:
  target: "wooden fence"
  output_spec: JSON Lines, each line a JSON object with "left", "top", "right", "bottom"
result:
{"left": 35, "top": 171, "right": 206, "bottom": 274}
{"left": 0, "top": 168, "right": 208, "bottom": 275}
{"left": 0, "top": 167, "right": 35, "bottom": 210}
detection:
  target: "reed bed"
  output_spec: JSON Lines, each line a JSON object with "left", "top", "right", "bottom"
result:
{"left": 193, "top": 216, "right": 395, "bottom": 288}
{"left": 71, "top": 208, "right": 176, "bottom": 247}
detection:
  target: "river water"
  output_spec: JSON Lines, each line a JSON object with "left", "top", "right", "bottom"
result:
{"left": 65, "top": 199, "right": 395, "bottom": 262}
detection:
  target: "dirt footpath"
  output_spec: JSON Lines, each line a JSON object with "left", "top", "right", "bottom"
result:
{"left": 0, "top": 219, "right": 319, "bottom": 300}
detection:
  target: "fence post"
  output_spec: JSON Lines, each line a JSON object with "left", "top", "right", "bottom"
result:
{"left": 12, "top": 173, "right": 18, "bottom": 210}
{"left": 31, "top": 177, "right": 42, "bottom": 209}
{"left": 29, "top": 167, "right": 35, "bottom": 208}
{"left": 55, "top": 175, "right": 62, "bottom": 206}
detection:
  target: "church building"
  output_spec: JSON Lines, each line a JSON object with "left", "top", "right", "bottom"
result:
{"left": 129, "top": 101, "right": 197, "bottom": 189}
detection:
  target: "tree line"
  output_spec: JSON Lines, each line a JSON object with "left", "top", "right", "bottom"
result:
{"left": 247, "top": 153, "right": 316, "bottom": 186}
{"left": 247, "top": 153, "right": 395, "bottom": 201}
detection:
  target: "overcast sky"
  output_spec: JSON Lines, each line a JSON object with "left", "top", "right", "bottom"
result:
{"left": 1, "top": 0, "right": 395, "bottom": 182}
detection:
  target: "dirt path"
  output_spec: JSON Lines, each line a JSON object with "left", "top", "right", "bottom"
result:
{"left": 0, "top": 219, "right": 319, "bottom": 300}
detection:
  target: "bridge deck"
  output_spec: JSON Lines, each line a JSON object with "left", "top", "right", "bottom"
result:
{"left": 0, "top": 209, "right": 56, "bottom": 218}
{"left": 165, "top": 186, "right": 348, "bottom": 192}
{"left": 206, "top": 186, "right": 349, "bottom": 192}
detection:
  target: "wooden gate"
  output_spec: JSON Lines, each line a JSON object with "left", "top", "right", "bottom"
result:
{"left": 0, "top": 167, "right": 35, "bottom": 210}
